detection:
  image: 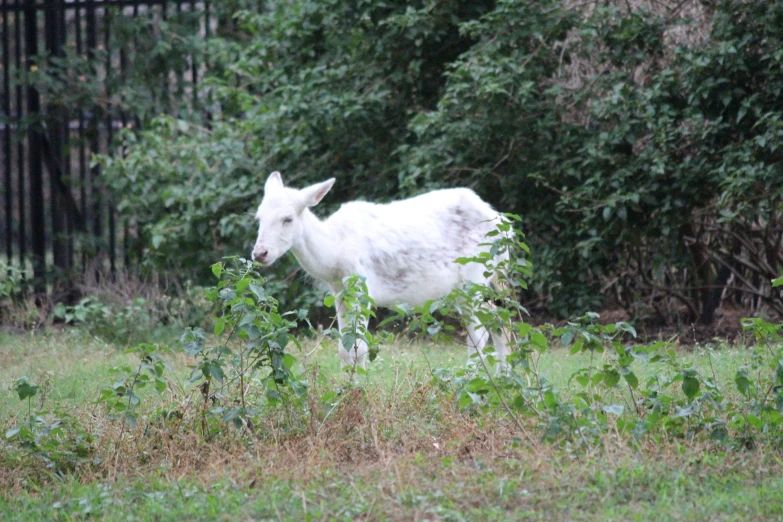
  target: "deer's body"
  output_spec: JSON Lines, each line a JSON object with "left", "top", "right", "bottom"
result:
{"left": 252, "top": 172, "right": 510, "bottom": 367}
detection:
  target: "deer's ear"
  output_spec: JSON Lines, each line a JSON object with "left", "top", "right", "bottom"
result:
{"left": 264, "top": 171, "right": 284, "bottom": 193}
{"left": 298, "top": 178, "right": 335, "bottom": 210}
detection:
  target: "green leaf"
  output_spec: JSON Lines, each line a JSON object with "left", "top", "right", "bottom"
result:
{"left": 543, "top": 390, "right": 558, "bottom": 409}
{"left": 154, "top": 379, "right": 167, "bottom": 393}
{"left": 282, "top": 354, "right": 297, "bottom": 369}
{"left": 236, "top": 277, "right": 252, "bottom": 294}
{"left": 466, "top": 377, "right": 489, "bottom": 393}
{"left": 616, "top": 322, "right": 637, "bottom": 338}
{"left": 341, "top": 332, "right": 356, "bottom": 351}
{"left": 569, "top": 337, "right": 584, "bottom": 354}
{"left": 682, "top": 376, "right": 700, "bottom": 400}
{"left": 602, "top": 369, "right": 621, "bottom": 388}
{"left": 735, "top": 370, "right": 751, "bottom": 396}
{"left": 14, "top": 379, "right": 39, "bottom": 401}
{"left": 458, "top": 391, "right": 473, "bottom": 409}
{"left": 530, "top": 331, "right": 548, "bottom": 351}
{"left": 214, "top": 318, "right": 225, "bottom": 336}
{"left": 208, "top": 362, "right": 225, "bottom": 383}
{"left": 124, "top": 412, "right": 138, "bottom": 428}
{"left": 747, "top": 414, "right": 763, "bottom": 429}
{"left": 239, "top": 313, "right": 257, "bottom": 327}
{"left": 623, "top": 371, "right": 639, "bottom": 389}
{"left": 53, "top": 302, "right": 67, "bottom": 319}
{"left": 249, "top": 283, "right": 266, "bottom": 302}
{"left": 324, "top": 295, "right": 335, "bottom": 308}
{"left": 211, "top": 263, "right": 223, "bottom": 279}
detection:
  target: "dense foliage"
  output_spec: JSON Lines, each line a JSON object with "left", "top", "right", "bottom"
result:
{"left": 94, "top": 0, "right": 783, "bottom": 322}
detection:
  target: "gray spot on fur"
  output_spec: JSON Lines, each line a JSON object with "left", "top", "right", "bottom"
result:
{"left": 370, "top": 251, "right": 411, "bottom": 291}
{"left": 447, "top": 204, "right": 486, "bottom": 255}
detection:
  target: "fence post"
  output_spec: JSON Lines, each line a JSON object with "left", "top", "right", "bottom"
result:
{"left": 25, "top": 0, "right": 46, "bottom": 294}
{"left": 45, "top": 0, "right": 72, "bottom": 277}
{"left": 2, "top": 0, "right": 12, "bottom": 266}
{"left": 86, "top": 0, "right": 102, "bottom": 279}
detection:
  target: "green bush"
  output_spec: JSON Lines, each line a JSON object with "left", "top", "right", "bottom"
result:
{"left": 97, "top": 0, "right": 783, "bottom": 323}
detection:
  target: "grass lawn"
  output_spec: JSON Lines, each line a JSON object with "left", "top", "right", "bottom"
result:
{"left": 1, "top": 331, "right": 782, "bottom": 521}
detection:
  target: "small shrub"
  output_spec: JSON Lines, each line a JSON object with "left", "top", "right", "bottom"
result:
{"left": 180, "top": 257, "right": 309, "bottom": 435}
{"left": 53, "top": 296, "right": 155, "bottom": 346}
{"left": 0, "top": 261, "right": 25, "bottom": 303}
{"left": 98, "top": 343, "right": 170, "bottom": 429}
{"left": 0, "top": 261, "right": 42, "bottom": 330}
{"left": 4, "top": 376, "right": 94, "bottom": 474}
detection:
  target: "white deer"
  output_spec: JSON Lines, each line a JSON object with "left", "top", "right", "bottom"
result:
{"left": 251, "top": 172, "right": 511, "bottom": 368}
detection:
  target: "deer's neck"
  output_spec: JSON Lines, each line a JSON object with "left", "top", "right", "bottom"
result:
{"left": 291, "top": 209, "right": 344, "bottom": 284}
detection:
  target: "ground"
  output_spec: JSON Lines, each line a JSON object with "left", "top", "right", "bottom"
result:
{"left": 1, "top": 331, "right": 782, "bottom": 521}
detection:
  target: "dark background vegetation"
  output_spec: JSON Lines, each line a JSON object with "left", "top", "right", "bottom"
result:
{"left": 7, "top": 0, "right": 783, "bottom": 329}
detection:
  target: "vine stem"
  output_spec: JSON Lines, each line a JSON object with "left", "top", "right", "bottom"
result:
{"left": 627, "top": 379, "right": 642, "bottom": 416}
{"left": 473, "top": 326, "right": 540, "bottom": 451}
{"left": 304, "top": 316, "right": 337, "bottom": 360}
{"left": 110, "top": 357, "right": 144, "bottom": 481}
{"left": 240, "top": 350, "right": 246, "bottom": 411}
{"left": 707, "top": 348, "right": 719, "bottom": 392}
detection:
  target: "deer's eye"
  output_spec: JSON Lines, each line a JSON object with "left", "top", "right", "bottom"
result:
{"left": 283, "top": 217, "right": 293, "bottom": 224}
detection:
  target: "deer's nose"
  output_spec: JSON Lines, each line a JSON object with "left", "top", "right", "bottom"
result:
{"left": 253, "top": 249, "right": 268, "bottom": 262}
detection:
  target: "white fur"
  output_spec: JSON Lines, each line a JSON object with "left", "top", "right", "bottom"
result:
{"left": 252, "top": 172, "right": 510, "bottom": 368}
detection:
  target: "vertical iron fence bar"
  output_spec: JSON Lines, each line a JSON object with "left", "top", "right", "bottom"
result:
{"left": 44, "top": 0, "right": 55, "bottom": 273}
{"left": 190, "top": 1, "right": 197, "bottom": 113}
{"left": 15, "top": 0, "right": 25, "bottom": 270}
{"left": 25, "top": 0, "right": 46, "bottom": 293}
{"left": 46, "top": 0, "right": 69, "bottom": 274}
{"left": 132, "top": 0, "right": 143, "bottom": 267}
{"left": 204, "top": 0, "right": 211, "bottom": 126}
{"left": 175, "top": 0, "right": 184, "bottom": 113}
{"left": 205, "top": 0, "right": 210, "bottom": 39}
{"left": 61, "top": 0, "right": 74, "bottom": 269}
{"left": 122, "top": 0, "right": 133, "bottom": 269}
{"left": 105, "top": 5, "right": 115, "bottom": 276}
{"left": 161, "top": 0, "right": 169, "bottom": 113}
{"left": 2, "top": 0, "right": 12, "bottom": 265}
{"left": 131, "top": 0, "right": 140, "bottom": 131}
{"left": 86, "top": 0, "right": 101, "bottom": 274}
{"left": 76, "top": 0, "right": 87, "bottom": 272}
{"left": 133, "top": 0, "right": 140, "bottom": 128}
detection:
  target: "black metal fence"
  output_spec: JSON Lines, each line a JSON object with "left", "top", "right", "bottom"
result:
{"left": 0, "top": 0, "right": 211, "bottom": 291}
